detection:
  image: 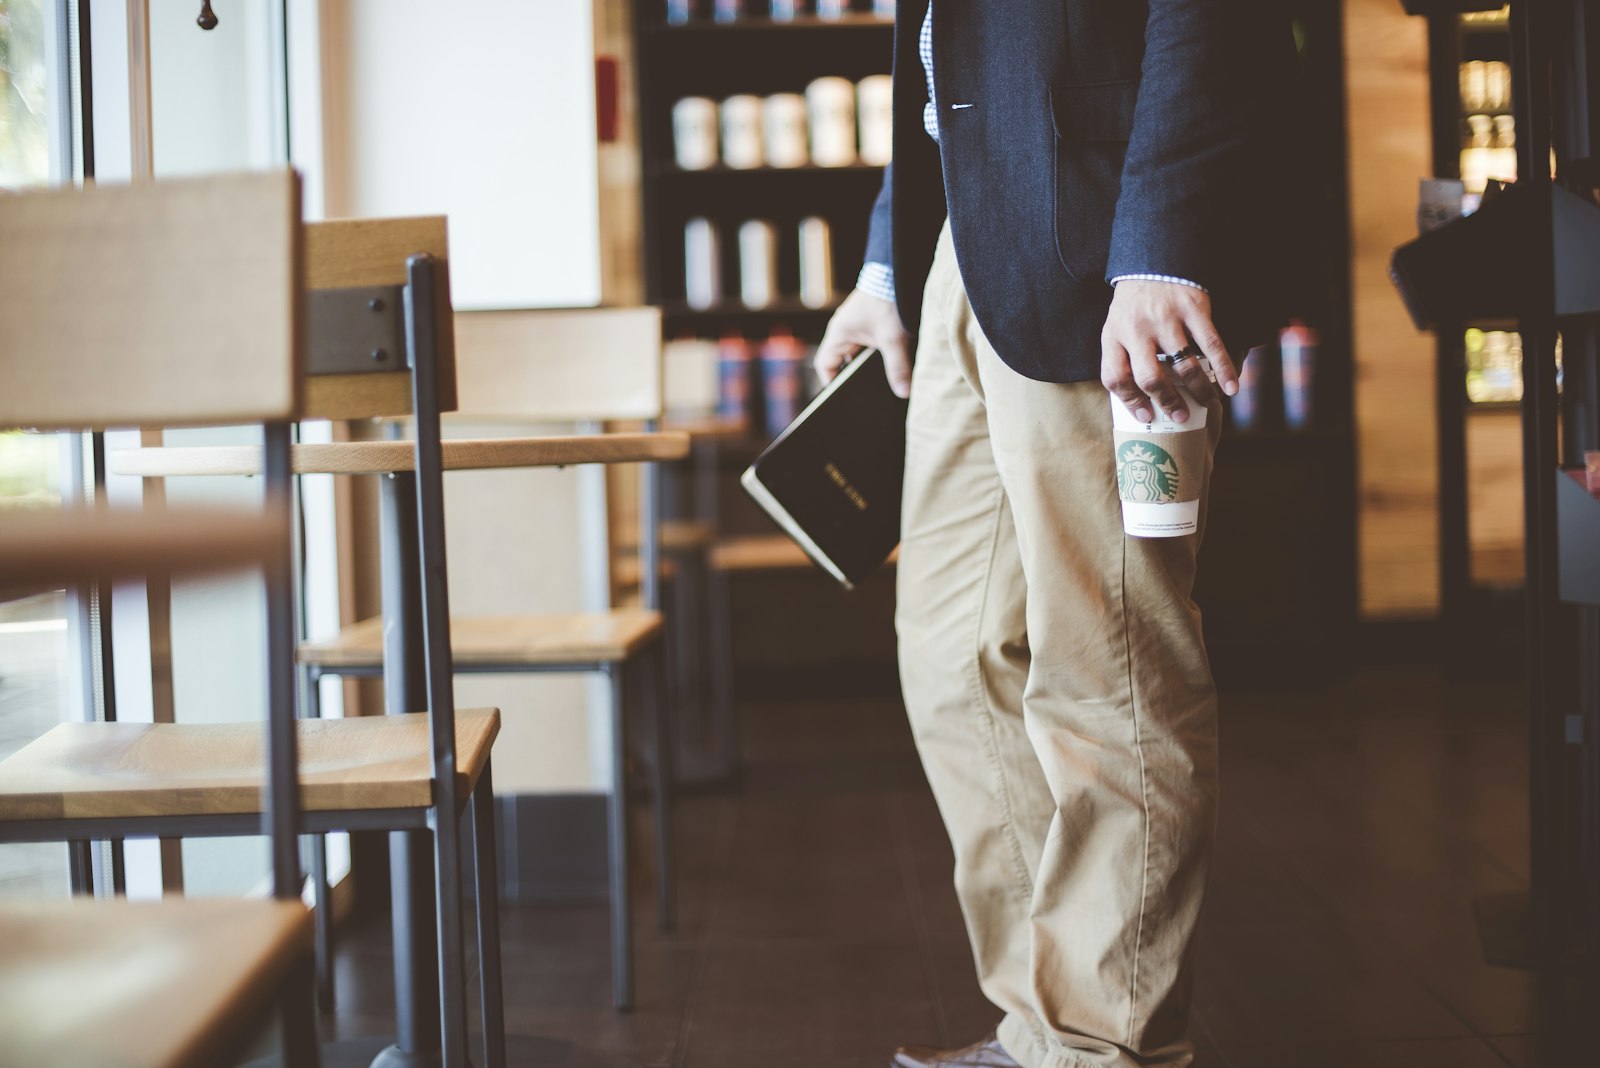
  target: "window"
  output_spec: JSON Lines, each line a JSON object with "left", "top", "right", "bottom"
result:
{"left": 0, "top": 0, "right": 80, "bottom": 900}
{"left": 0, "top": 0, "right": 50, "bottom": 186}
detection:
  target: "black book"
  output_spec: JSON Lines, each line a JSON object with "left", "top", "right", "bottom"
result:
{"left": 740, "top": 349, "right": 908, "bottom": 589}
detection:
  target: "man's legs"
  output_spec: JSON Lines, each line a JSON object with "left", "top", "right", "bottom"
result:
{"left": 897, "top": 225, "right": 1057, "bottom": 1024}
{"left": 898, "top": 223, "right": 1221, "bottom": 1068}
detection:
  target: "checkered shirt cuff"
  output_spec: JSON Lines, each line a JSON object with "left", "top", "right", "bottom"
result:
{"left": 1110, "top": 274, "right": 1209, "bottom": 293}
{"left": 857, "top": 261, "right": 897, "bottom": 303}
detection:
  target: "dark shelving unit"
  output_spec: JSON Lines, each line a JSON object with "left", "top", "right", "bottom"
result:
{"left": 1400, "top": 3, "right": 1600, "bottom": 1057}
{"left": 1518, "top": 1, "right": 1600, "bottom": 1055}
{"left": 633, "top": 4, "right": 893, "bottom": 341}
{"left": 1422, "top": 7, "right": 1530, "bottom": 671}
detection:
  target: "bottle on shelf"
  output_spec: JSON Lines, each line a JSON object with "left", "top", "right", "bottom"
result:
{"left": 764, "top": 93, "right": 810, "bottom": 168}
{"left": 672, "top": 97, "right": 719, "bottom": 170}
{"left": 1492, "top": 114, "right": 1517, "bottom": 183}
{"left": 1461, "top": 113, "right": 1495, "bottom": 194}
{"left": 1230, "top": 346, "right": 1267, "bottom": 432}
{"left": 806, "top": 77, "right": 858, "bottom": 167}
{"left": 798, "top": 216, "right": 836, "bottom": 309}
{"left": 738, "top": 219, "right": 780, "bottom": 309}
{"left": 1460, "top": 60, "right": 1487, "bottom": 112}
{"left": 718, "top": 332, "right": 757, "bottom": 429}
{"left": 684, "top": 217, "right": 723, "bottom": 311}
{"left": 761, "top": 327, "right": 808, "bottom": 434}
{"left": 664, "top": 336, "right": 724, "bottom": 419}
{"left": 1484, "top": 61, "right": 1511, "bottom": 111}
{"left": 666, "top": 0, "right": 703, "bottom": 25}
{"left": 721, "top": 95, "right": 765, "bottom": 169}
{"left": 1279, "top": 320, "right": 1317, "bottom": 431}
{"left": 857, "top": 75, "right": 893, "bottom": 165}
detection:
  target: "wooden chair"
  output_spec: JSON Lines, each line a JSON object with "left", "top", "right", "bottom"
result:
{"left": 0, "top": 183, "right": 507, "bottom": 1067}
{"left": 0, "top": 172, "right": 319, "bottom": 1067}
{"left": 295, "top": 305, "right": 689, "bottom": 1010}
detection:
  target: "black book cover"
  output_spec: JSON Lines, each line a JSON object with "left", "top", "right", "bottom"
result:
{"left": 740, "top": 349, "right": 908, "bottom": 589}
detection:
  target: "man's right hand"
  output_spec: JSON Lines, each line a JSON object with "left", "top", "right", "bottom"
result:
{"left": 815, "top": 288, "right": 914, "bottom": 399}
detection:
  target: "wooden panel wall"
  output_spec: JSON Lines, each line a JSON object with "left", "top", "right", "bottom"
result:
{"left": 1346, "top": 0, "right": 1440, "bottom": 617}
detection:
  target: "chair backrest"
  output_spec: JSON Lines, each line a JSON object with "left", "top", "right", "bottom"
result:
{"left": 0, "top": 171, "right": 302, "bottom": 431}
{"left": 303, "top": 216, "right": 458, "bottom": 421}
{"left": 0, "top": 173, "right": 306, "bottom": 904}
{"left": 451, "top": 306, "right": 663, "bottom": 423}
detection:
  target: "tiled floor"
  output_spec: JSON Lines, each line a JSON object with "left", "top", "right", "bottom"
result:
{"left": 325, "top": 666, "right": 1538, "bottom": 1067}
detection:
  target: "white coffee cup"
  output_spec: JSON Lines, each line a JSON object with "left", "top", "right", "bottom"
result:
{"left": 856, "top": 75, "right": 894, "bottom": 166}
{"left": 806, "top": 77, "right": 857, "bottom": 167}
{"left": 673, "top": 97, "right": 719, "bottom": 171}
{"left": 1109, "top": 385, "right": 1209, "bottom": 538}
{"left": 721, "top": 95, "right": 765, "bottom": 169}
{"left": 763, "top": 93, "right": 809, "bottom": 168}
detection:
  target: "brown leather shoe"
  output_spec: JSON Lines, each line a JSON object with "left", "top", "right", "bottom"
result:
{"left": 892, "top": 1032, "right": 1022, "bottom": 1068}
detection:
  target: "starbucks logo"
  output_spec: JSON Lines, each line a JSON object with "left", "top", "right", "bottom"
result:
{"left": 1117, "top": 440, "right": 1181, "bottom": 503}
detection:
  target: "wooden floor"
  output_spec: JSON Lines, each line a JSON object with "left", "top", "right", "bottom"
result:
{"left": 319, "top": 666, "right": 1538, "bottom": 1068}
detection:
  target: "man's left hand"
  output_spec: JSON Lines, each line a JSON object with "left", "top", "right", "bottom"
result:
{"left": 1101, "top": 280, "right": 1238, "bottom": 425}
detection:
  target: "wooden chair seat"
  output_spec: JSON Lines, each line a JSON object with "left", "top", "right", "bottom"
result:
{"left": 110, "top": 433, "right": 690, "bottom": 478}
{"left": 0, "top": 708, "right": 500, "bottom": 822}
{"left": 298, "top": 610, "right": 664, "bottom": 670}
{"left": 0, "top": 897, "right": 310, "bottom": 1068}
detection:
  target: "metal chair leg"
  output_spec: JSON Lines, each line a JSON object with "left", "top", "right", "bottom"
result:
{"left": 471, "top": 758, "right": 507, "bottom": 1068}
{"left": 67, "top": 840, "right": 94, "bottom": 895}
{"left": 667, "top": 554, "right": 701, "bottom": 770}
{"left": 647, "top": 644, "right": 677, "bottom": 932}
{"left": 309, "top": 833, "right": 335, "bottom": 1013}
{"left": 279, "top": 951, "right": 323, "bottom": 1068}
{"left": 304, "top": 672, "right": 336, "bottom": 1014}
{"left": 707, "top": 564, "right": 740, "bottom": 774}
{"left": 432, "top": 800, "right": 472, "bottom": 1066}
{"left": 605, "top": 662, "right": 634, "bottom": 1011}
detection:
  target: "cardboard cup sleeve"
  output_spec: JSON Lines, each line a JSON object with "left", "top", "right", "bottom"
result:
{"left": 1112, "top": 428, "right": 1208, "bottom": 506}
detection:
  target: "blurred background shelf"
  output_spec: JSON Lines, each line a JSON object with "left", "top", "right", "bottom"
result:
{"left": 655, "top": 14, "right": 894, "bottom": 34}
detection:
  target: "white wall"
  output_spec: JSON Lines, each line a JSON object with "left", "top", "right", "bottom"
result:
{"left": 321, "top": 0, "right": 618, "bottom": 793}
{"left": 442, "top": 423, "right": 612, "bottom": 795}
{"left": 325, "top": 0, "right": 603, "bottom": 309}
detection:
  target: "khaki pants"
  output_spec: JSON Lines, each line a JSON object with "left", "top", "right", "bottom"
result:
{"left": 897, "top": 223, "right": 1222, "bottom": 1068}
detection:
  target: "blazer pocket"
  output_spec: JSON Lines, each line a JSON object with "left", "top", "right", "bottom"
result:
{"left": 1050, "top": 79, "right": 1138, "bottom": 282}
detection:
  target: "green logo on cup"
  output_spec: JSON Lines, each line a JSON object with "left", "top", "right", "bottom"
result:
{"left": 1117, "top": 440, "right": 1180, "bottom": 503}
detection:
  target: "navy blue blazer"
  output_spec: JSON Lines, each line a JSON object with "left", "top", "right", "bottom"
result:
{"left": 865, "top": 0, "right": 1303, "bottom": 383}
